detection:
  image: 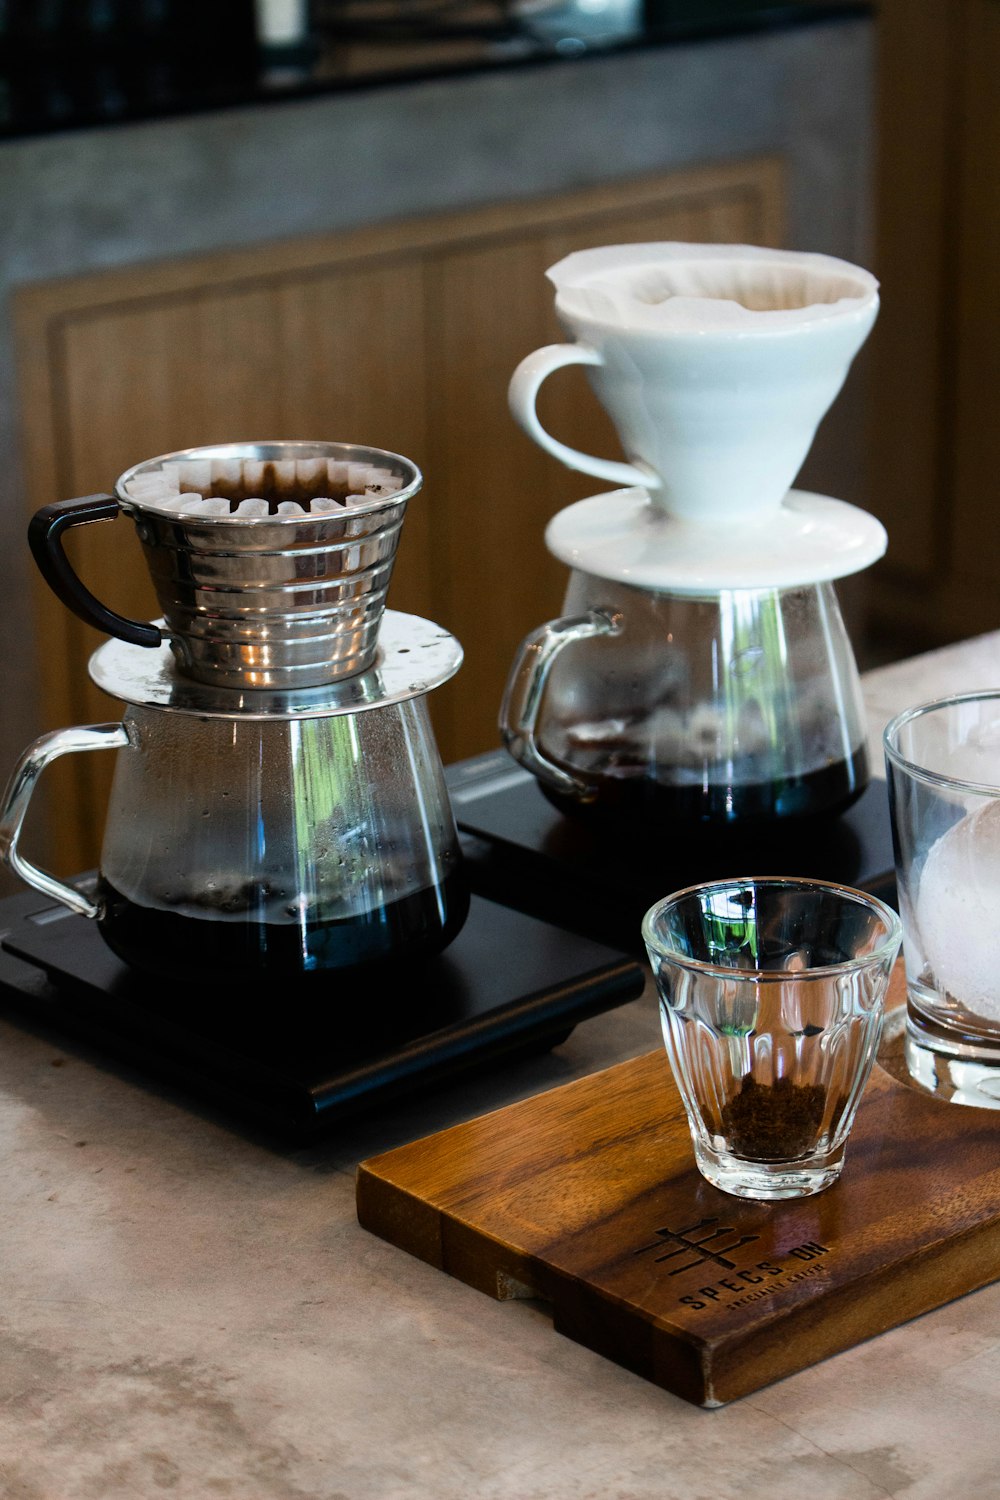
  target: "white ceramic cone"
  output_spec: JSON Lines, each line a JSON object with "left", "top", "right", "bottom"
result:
{"left": 510, "top": 242, "right": 884, "bottom": 590}
{"left": 517, "top": 243, "right": 879, "bottom": 525}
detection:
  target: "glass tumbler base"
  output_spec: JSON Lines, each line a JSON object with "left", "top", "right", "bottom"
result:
{"left": 905, "top": 1018, "right": 1000, "bottom": 1109}
{"left": 692, "top": 1138, "right": 846, "bottom": 1201}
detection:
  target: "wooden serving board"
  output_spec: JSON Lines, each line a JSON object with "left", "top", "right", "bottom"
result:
{"left": 356, "top": 966, "right": 1000, "bottom": 1406}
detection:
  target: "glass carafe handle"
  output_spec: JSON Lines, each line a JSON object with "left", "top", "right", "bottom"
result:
{"left": 500, "top": 609, "right": 622, "bottom": 799}
{"left": 0, "top": 722, "right": 130, "bottom": 917}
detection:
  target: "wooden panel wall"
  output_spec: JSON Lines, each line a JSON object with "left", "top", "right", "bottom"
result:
{"left": 868, "top": 0, "right": 1000, "bottom": 650}
{"left": 14, "top": 157, "right": 784, "bottom": 872}
{"left": 950, "top": 0, "right": 1000, "bottom": 588}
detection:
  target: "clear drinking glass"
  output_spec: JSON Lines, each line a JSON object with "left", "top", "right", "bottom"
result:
{"left": 642, "top": 877, "right": 901, "bottom": 1200}
{"left": 884, "top": 692, "right": 1000, "bottom": 1105}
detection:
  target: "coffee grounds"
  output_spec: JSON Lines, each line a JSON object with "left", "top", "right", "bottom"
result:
{"left": 721, "top": 1074, "right": 844, "bottom": 1161}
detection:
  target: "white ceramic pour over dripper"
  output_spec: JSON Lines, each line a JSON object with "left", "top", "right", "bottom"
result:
{"left": 509, "top": 243, "right": 887, "bottom": 592}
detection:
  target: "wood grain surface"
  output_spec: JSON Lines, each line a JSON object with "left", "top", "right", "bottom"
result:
{"left": 357, "top": 964, "right": 1000, "bottom": 1406}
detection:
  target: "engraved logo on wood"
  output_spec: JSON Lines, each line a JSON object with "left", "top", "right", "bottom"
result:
{"left": 635, "top": 1218, "right": 831, "bottom": 1311}
{"left": 633, "top": 1216, "right": 759, "bottom": 1273}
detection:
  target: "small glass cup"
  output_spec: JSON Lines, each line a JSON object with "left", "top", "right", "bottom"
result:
{"left": 642, "top": 877, "right": 902, "bottom": 1200}
{"left": 885, "top": 692, "right": 1000, "bottom": 1106}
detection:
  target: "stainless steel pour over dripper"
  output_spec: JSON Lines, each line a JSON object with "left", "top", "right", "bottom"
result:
{"left": 2, "top": 440, "right": 469, "bottom": 983}
{"left": 29, "top": 440, "right": 422, "bottom": 691}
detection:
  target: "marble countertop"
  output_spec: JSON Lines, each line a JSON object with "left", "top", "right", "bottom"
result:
{"left": 2, "top": 632, "right": 998, "bottom": 1500}
{"left": 862, "top": 629, "right": 1000, "bottom": 771}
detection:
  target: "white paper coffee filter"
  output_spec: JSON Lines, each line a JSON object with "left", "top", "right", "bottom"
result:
{"left": 122, "top": 455, "right": 403, "bottom": 519}
{"left": 549, "top": 243, "right": 879, "bottom": 334}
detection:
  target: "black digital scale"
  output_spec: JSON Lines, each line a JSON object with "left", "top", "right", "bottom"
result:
{"left": 449, "top": 751, "right": 898, "bottom": 951}
{"left": 0, "top": 752, "right": 896, "bottom": 1141}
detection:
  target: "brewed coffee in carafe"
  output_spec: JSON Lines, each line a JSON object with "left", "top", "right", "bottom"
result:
{"left": 94, "top": 698, "right": 468, "bottom": 983}
{"left": 502, "top": 244, "right": 887, "bottom": 835}
{"left": 505, "top": 575, "right": 869, "bottom": 833}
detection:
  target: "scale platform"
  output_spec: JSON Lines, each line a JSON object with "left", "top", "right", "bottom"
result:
{"left": 0, "top": 884, "right": 644, "bottom": 1142}
{"left": 447, "top": 751, "right": 897, "bottom": 958}
{"left": 0, "top": 754, "right": 896, "bottom": 1142}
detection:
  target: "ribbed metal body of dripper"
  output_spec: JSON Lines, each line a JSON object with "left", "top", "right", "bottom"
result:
{"left": 118, "top": 440, "right": 421, "bottom": 691}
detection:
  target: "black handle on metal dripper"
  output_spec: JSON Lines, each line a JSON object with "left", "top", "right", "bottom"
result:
{"left": 28, "top": 495, "right": 162, "bottom": 649}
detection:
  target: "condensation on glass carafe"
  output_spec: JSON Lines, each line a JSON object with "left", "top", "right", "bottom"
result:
{"left": 96, "top": 701, "right": 468, "bottom": 980}
{"left": 536, "top": 578, "right": 869, "bottom": 830}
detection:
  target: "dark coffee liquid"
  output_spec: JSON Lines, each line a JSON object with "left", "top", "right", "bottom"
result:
{"left": 543, "top": 748, "right": 869, "bottom": 833}
{"left": 96, "top": 872, "right": 469, "bottom": 984}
